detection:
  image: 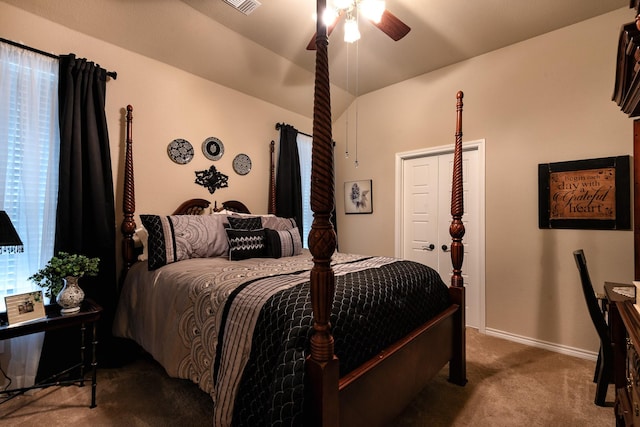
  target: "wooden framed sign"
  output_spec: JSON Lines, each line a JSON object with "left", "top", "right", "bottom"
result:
{"left": 538, "top": 156, "right": 630, "bottom": 229}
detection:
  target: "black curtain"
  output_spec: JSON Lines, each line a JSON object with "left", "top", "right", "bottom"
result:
{"left": 275, "top": 124, "right": 304, "bottom": 238}
{"left": 38, "top": 54, "right": 119, "bottom": 378}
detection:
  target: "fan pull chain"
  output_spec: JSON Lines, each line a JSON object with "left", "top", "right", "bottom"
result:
{"left": 354, "top": 31, "right": 359, "bottom": 168}
{"left": 345, "top": 42, "right": 350, "bottom": 159}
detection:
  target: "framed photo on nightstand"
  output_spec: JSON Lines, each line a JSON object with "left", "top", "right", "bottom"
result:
{"left": 5, "top": 291, "right": 46, "bottom": 325}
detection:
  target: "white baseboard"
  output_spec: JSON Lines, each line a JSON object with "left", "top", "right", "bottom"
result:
{"left": 484, "top": 328, "right": 598, "bottom": 362}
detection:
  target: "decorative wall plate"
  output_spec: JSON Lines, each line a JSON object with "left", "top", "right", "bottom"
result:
{"left": 167, "top": 139, "right": 194, "bottom": 164}
{"left": 202, "top": 137, "right": 224, "bottom": 161}
{"left": 233, "top": 153, "right": 252, "bottom": 175}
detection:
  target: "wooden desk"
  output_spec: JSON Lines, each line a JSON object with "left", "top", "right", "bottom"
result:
{"left": 605, "top": 283, "right": 637, "bottom": 426}
{"left": 0, "top": 299, "right": 102, "bottom": 409}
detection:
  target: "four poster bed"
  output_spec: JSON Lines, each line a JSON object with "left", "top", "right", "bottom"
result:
{"left": 113, "top": 2, "right": 467, "bottom": 425}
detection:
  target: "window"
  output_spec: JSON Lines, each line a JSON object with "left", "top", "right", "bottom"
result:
{"left": 0, "top": 43, "right": 60, "bottom": 311}
{"left": 296, "top": 133, "right": 312, "bottom": 248}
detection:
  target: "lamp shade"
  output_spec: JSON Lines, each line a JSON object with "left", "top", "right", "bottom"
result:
{"left": 0, "top": 211, "right": 23, "bottom": 254}
{"left": 360, "top": 0, "right": 385, "bottom": 23}
{"left": 344, "top": 16, "right": 361, "bottom": 43}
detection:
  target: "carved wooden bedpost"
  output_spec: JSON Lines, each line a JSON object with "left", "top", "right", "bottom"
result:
{"left": 306, "top": 0, "right": 339, "bottom": 425}
{"left": 121, "top": 105, "right": 137, "bottom": 271}
{"left": 450, "top": 92, "right": 465, "bottom": 288}
{"left": 448, "top": 91, "right": 467, "bottom": 385}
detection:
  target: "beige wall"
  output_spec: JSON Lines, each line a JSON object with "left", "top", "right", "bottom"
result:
{"left": 333, "top": 7, "right": 634, "bottom": 353}
{"left": 0, "top": 2, "right": 312, "bottom": 220}
{"left": 1, "top": 2, "right": 635, "bottom": 355}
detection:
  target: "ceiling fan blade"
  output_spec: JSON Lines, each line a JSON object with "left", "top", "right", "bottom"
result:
{"left": 372, "top": 9, "right": 410, "bottom": 41}
{"left": 306, "top": 12, "right": 342, "bottom": 50}
{"left": 306, "top": 32, "right": 320, "bottom": 50}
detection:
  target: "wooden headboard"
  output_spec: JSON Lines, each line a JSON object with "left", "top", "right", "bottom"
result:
{"left": 170, "top": 199, "right": 251, "bottom": 215}
{"left": 171, "top": 198, "right": 210, "bottom": 215}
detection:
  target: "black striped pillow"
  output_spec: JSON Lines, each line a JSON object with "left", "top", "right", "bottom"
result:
{"left": 264, "top": 227, "right": 302, "bottom": 258}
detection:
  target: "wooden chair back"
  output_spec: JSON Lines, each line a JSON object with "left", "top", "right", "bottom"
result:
{"left": 573, "top": 249, "right": 609, "bottom": 342}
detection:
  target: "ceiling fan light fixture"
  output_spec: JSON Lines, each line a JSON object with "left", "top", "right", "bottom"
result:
{"left": 359, "top": 0, "right": 385, "bottom": 23}
{"left": 344, "top": 16, "right": 361, "bottom": 43}
{"left": 307, "top": 0, "right": 409, "bottom": 50}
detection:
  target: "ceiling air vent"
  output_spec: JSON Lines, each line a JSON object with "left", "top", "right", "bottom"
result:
{"left": 223, "top": 0, "right": 261, "bottom": 15}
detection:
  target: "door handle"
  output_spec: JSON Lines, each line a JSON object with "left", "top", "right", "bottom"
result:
{"left": 441, "top": 244, "right": 451, "bottom": 252}
{"left": 422, "top": 243, "right": 435, "bottom": 251}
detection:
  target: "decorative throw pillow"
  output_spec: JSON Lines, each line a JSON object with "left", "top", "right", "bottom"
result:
{"left": 227, "top": 216, "right": 262, "bottom": 230}
{"left": 261, "top": 216, "right": 297, "bottom": 231}
{"left": 264, "top": 227, "right": 302, "bottom": 258}
{"left": 140, "top": 214, "right": 229, "bottom": 270}
{"left": 226, "top": 228, "right": 266, "bottom": 260}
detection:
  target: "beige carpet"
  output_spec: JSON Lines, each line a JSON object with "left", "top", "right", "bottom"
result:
{"left": 1, "top": 329, "right": 614, "bottom": 426}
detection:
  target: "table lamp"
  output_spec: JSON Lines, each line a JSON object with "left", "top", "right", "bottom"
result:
{"left": 0, "top": 211, "right": 23, "bottom": 254}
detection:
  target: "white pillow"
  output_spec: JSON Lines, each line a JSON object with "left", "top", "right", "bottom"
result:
{"left": 212, "top": 209, "right": 275, "bottom": 218}
{"left": 133, "top": 227, "right": 149, "bottom": 261}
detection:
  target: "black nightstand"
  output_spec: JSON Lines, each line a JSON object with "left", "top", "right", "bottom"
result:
{"left": 0, "top": 298, "right": 102, "bottom": 408}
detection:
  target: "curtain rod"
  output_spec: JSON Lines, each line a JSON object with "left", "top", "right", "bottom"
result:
{"left": 275, "top": 122, "right": 311, "bottom": 139}
{"left": 275, "top": 122, "right": 335, "bottom": 146}
{"left": 0, "top": 37, "right": 117, "bottom": 80}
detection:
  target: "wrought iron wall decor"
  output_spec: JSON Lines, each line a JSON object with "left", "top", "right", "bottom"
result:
{"left": 194, "top": 165, "right": 229, "bottom": 194}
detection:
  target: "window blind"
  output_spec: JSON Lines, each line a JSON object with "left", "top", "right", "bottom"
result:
{"left": 0, "top": 43, "right": 59, "bottom": 310}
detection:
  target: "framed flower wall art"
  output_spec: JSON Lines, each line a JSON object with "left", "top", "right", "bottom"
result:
{"left": 344, "top": 180, "right": 373, "bottom": 214}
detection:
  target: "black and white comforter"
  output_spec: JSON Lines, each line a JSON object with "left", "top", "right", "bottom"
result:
{"left": 113, "top": 251, "right": 450, "bottom": 426}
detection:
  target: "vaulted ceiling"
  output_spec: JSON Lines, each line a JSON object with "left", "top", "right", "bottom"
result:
{"left": 2, "top": 0, "right": 628, "bottom": 118}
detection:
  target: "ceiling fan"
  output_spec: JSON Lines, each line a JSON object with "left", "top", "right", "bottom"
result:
{"left": 306, "top": 0, "right": 411, "bottom": 50}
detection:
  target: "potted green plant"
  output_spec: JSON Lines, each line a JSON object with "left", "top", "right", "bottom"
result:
{"left": 28, "top": 252, "right": 100, "bottom": 305}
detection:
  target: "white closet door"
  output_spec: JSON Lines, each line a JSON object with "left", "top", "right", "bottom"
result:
{"left": 401, "top": 148, "right": 480, "bottom": 328}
